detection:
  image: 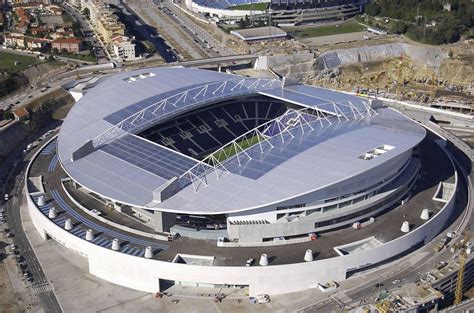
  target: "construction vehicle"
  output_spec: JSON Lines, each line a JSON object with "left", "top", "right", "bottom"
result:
{"left": 454, "top": 228, "right": 471, "bottom": 304}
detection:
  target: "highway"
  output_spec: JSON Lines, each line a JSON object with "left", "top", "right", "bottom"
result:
{"left": 1, "top": 133, "right": 62, "bottom": 313}
{"left": 160, "top": 0, "right": 235, "bottom": 56}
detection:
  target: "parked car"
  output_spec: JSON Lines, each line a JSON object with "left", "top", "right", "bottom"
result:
{"left": 245, "top": 258, "right": 254, "bottom": 267}
{"left": 256, "top": 294, "right": 270, "bottom": 303}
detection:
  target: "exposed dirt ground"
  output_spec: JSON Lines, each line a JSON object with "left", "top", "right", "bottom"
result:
{"left": 0, "top": 263, "right": 22, "bottom": 313}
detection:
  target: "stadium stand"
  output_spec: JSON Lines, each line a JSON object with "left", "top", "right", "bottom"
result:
{"left": 270, "top": 0, "right": 363, "bottom": 10}
{"left": 193, "top": 0, "right": 263, "bottom": 9}
{"left": 139, "top": 98, "right": 287, "bottom": 159}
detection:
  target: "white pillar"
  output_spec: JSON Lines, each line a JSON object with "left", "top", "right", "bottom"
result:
{"left": 111, "top": 238, "right": 120, "bottom": 251}
{"left": 144, "top": 246, "right": 153, "bottom": 259}
{"left": 304, "top": 249, "right": 313, "bottom": 262}
{"left": 420, "top": 209, "right": 430, "bottom": 220}
{"left": 38, "top": 195, "right": 45, "bottom": 206}
{"left": 48, "top": 207, "right": 56, "bottom": 219}
{"left": 64, "top": 219, "right": 73, "bottom": 230}
{"left": 85, "top": 229, "right": 94, "bottom": 241}
{"left": 401, "top": 221, "right": 410, "bottom": 233}
{"left": 259, "top": 254, "right": 269, "bottom": 266}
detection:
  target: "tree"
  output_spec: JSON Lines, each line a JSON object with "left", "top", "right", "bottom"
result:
{"left": 238, "top": 17, "right": 245, "bottom": 29}
{"left": 3, "top": 111, "right": 14, "bottom": 120}
{"left": 82, "top": 7, "right": 90, "bottom": 20}
{"left": 390, "top": 21, "right": 408, "bottom": 34}
{"left": 365, "top": 3, "right": 381, "bottom": 16}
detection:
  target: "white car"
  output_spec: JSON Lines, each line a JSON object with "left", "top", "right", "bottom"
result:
{"left": 256, "top": 294, "right": 270, "bottom": 303}
{"left": 245, "top": 258, "right": 254, "bottom": 267}
{"left": 4, "top": 194, "right": 9, "bottom": 201}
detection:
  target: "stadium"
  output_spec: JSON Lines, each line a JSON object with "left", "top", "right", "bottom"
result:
{"left": 26, "top": 67, "right": 461, "bottom": 296}
{"left": 184, "top": 0, "right": 367, "bottom": 25}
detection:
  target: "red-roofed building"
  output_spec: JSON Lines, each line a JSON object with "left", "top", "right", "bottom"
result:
{"left": 15, "top": 8, "right": 29, "bottom": 30}
{"left": 52, "top": 37, "right": 84, "bottom": 53}
{"left": 13, "top": 108, "right": 29, "bottom": 121}
{"left": 111, "top": 35, "right": 138, "bottom": 61}
{"left": 30, "top": 26, "right": 52, "bottom": 35}
{"left": 12, "top": 3, "right": 43, "bottom": 9}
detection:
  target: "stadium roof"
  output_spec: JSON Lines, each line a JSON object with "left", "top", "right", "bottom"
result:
{"left": 230, "top": 27, "right": 287, "bottom": 41}
{"left": 58, "top": 67, "right": 425, "bottom": 214}
{"left": 193, "top": 0, "right": 267, "bottom": 10}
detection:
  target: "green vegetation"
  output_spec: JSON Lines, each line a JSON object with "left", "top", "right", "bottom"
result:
{"left": 61, "top": 11, "right": 74, "bottom": 24}
{"left": 237, "top": 15, "right": 269, "bottom": 29}
{"left": 288, "top": 20, "right": 365, "bottom": 38}
{"left": 364, "top": 0, "right": 474, "bottom": 44}
{"left": 228, "top": 2, "right": 269, "bottom": 11}
{"left": 0, "top": 52, "right": 38, "bottom": 99}
{"left": 207, "top": 134, "right": 261, "bottom": 163}
{"left": 72, "top": 21, "right": 85, "bottom": 38}
{"left": 0, "top": 51, "right": 39, "bottom": 72}
{"left": 2, "top": 111, "right": 14, "bottom": 120}
{"left": 0, "top": 73, "right": 29, "bottom": 99}
{"left": 82, "top": 7, "right": 91, "bottom": 20}
{"left": 54, "top": 52, "right": 96, "bottom": 62}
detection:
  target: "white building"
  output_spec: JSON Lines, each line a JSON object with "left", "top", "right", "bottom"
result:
{"left": 24, "top": 67, "right": 465, "bottom": 298}
{"left": 111, "top": 35, "right": 138, "bottom": 61}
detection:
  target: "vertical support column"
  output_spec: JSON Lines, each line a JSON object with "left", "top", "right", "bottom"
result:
{"left": 152, "top": 211, "right": 177, "bottom": 233}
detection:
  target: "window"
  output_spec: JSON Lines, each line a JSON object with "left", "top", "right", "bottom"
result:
{"left": 276, "top": 203, "right": 306, "bottom": 211}
{"left": 358, "top": 144, "right": 395, "bottom": 160}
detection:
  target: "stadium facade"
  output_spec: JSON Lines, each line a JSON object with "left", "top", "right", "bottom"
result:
{"left": 185, "top": 0, "right": 367, "bottom": 25}
{"left": 26, "top": 67, "right": 461, "bottom": 296}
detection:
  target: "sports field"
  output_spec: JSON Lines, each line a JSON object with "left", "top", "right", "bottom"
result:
{"left": 287, "top": 20, "right": 365, "bottom": 38}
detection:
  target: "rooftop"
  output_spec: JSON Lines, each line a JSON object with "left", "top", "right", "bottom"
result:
{"left": 13, "top": 107, "right": 29, "bottom": 119}
{"left": 230, "top": 26, "right": 287, "bottom": 41}
{"left": 58, "top": 68, "right": 425, "bottom": 214}
{"left": 30, "top": 134, "right": 454, "bottom": 266}
{"left": 52, "top": 37, "right": 82, "bottom": 44}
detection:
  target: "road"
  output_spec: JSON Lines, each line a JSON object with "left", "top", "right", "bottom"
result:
{"left": 159, "top": 0, "right": 235, "bottom": 56}
{"left": 1, "top": 133, "right": 62, "bottom": 313}
{"left": 116, "top": 3, "right": 177, "bottom": 62}
{"left": 60, "top": 3, "right": 110, "bottom": 62}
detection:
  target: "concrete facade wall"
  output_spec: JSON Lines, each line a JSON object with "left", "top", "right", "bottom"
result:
{"left": 25, "top": 138, "right": 459, "bottom": 296}
{"left": 184, "top": 0, "right": 266, "bottom": 18}
{"left": 228, "top": 149, "right": 412, "bottom": 223}
{"left": 228, "top": 161, "right": 418, "bottom": 242}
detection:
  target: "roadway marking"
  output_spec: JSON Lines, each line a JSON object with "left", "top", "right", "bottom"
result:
{"left": 33, "top": 282, "right": 53, "bottom": 295}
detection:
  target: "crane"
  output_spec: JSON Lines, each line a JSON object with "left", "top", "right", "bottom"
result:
{"left": 454, "top": 228, "right": 471, "bottom": 304}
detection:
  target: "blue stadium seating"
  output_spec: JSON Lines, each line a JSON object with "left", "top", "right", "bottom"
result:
{"left": 139, "top": 100, "right": 287, "bottom": 159}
